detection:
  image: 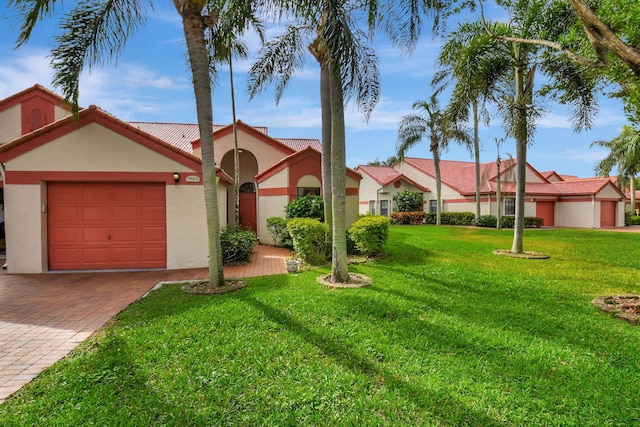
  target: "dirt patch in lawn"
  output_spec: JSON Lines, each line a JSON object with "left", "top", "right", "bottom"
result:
{"left": 493, "top": 249, "right": 550, "bottom": 259}
{"left": 317, "top": 273, "right": 373, "bottom": 289}
{"left": 182, "top": 280, "right": 247, "bottom": 295}
{"left": 592, "top": 295, "right": 640, "bottom": 326}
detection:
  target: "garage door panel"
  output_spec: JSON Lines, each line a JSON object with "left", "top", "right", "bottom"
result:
{"left": 49, "top": 206, "right": 79, "bottom": 222}
{"left": 111, "top": 206, "right": 138, "bottom": 221}
{"left": 140, "top": 247, "right": 166, "bottom": 263}
{"left": 601, "top": 201, "right": 616, "bottom": 227}
{"left": 141, "top": 206, "right": 165, "bottom": 221}
{"left": 82, "top": 227, "right": 109, "bottom": 242}
{"left": 111, "top": 227, "right": 138, "bottom": 242}
{"left": 141, "top": 227, "right": 165, "bottom": 242}
{"left": 82, "top": 206, "right": 109, "bottom": 222}
{"left": 51, "top": 227, "right": 79, "bottom": 242}
{"left": 80, "top": 184, "right": 107, "bottom": 202}
{"left": 48, "top": 182, "right": 167, "bottom": 270}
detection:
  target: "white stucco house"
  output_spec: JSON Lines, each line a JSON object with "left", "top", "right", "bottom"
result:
{"left": 357, "top": 157, "right": 626, "bottom": 228}
{"left": 0, "top": 84, "right": 360, "bottom": 273}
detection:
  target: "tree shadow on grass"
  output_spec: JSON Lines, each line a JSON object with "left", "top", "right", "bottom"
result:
{"left": 239, "top": 294, "right": 501, "bottom": 426}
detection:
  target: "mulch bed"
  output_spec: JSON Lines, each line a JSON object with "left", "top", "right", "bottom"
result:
{"left": 317, "top": 273, "right": 373, "bottom": 289}
{"left": 493, "top": 249, "right": 550, "bottom": 259}
{"left": 182, "top": 280, "right": 247, "bottom": 295}
{"left": 592, "top": 295, "right": 640, "bottom": 326}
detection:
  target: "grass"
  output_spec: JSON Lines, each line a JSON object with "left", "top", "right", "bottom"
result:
{"left": 1, "top": 226, "right": 639, "bottom": 426}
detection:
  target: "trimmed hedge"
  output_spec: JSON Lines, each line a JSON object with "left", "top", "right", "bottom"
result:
{"left": 425, "top": 211, "right": 476, "bottom": 225}
{"left": 220, "top": 227, "right": 257, "bottom": 265}
{"left": 266, "top": 217, "right": 292, "bottom": 248}
{"left": 390, "top": 211, "right": 426, "bottom": 225}
{"left": 629, "top": 215, "right": 640, "bottom": 225}
{"left": 393, "top": 190, "right": 424, "bottom": 212}
{"left": 284, "top": 195, "right": 324, "bottom": 221}
{"left": 477, "top": 215, "right": 544, "bottom": 228}
{"left": 348, "top": 215, "right": 390, "bottom": 257}
{"left": 287, "top": 218, "right": 328, "bottom": 265}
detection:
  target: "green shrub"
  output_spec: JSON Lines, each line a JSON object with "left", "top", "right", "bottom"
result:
{"left": 390, "top": 211, "right": 426, "bottom": 225}
{"left": 625, "top": 211, "right": 632, "bottom": 226}
{"left": 348, "top": 215, "right": 390, "bottom": 257}
{"left": 629, "top": 215, "right": 640, "bottom": 225}
{"left": 285, "top": 195, "right": 324, "bottom": 221}
{"left": 393, "top": 190, "right": 424, "bottom": 212}
{"left": 477, "top": 215, "right": 497, "bottom": 228}
{"left": 425, "top": 211, "right": 476, "bottom": 225}
{"left": 287, "top": 218, "right": 328, "bottom": 265}
{"left": 500, "top": 216, "right": 515, "bottom": 228}
{"left": 266, "top": 217, "right": 292, "bottom": 247}
{"left": 524, "top": 217, "right": 544, "bottom": 228}
{"left": 220, "top": 227, "right": 257, "bottom": 265}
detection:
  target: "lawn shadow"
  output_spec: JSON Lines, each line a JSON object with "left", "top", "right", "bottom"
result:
{"left": 239, "top": 294, "right": 501, "bottom": 426}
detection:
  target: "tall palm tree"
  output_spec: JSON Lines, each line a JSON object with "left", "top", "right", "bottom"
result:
{"left": 12, "top": 0, "right": 262, "bottom": 288}
{"left": 249, "top": 0, "right": 438, "bottom": 283}
{"left": 449, "top": 3, "right": 597, "bottom": 253}
{"left": 208, "top": 11, "right": 264, "bottom": 229}
{"left": 433, "top": 25, "right": 510, "bottom": 222}
{"left": 397, "top": 95, "right": 470, "bottom": 226}
{"left": 592, "top": 125, "right": 640, "bottom": 211}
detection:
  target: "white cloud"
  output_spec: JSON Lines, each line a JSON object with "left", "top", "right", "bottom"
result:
{"left": 564, "top": 148, "right": 608, "bottom": 164}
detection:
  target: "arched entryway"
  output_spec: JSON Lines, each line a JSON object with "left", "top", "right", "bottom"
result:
{"left": 239, "top": 182, "right": 257, "bottom": 233}
{"left": 220, "top": 150, "right": 259, "bottom": 232}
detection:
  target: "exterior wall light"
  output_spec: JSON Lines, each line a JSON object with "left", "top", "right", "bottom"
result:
{"left": 173, "top": 172, "right": 181, "bottom": 183}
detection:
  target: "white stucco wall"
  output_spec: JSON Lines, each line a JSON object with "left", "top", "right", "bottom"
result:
{"left": 4, "top": 184, "right": 47, "bottom": 273}
{"left": 166, "top": 185, "right": 208, "bottom": 269}
{"left": 215, "top": 129, "right": 289, "bottom": 175}
{"left": 0, "top": 104, "right": 21, "bottom": 144}
{"left": 11, "top": 123, "right": 191, "bottom": 172}
{"left": 556, "top": 199, "right": 595, "bottom": 228}
{"left": 258, "top": 195, "right": 288, "bottom": 245}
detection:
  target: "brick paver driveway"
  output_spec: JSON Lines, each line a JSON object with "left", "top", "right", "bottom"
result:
{"left": 0, "top": 245, "right": 289, "bottom": 403}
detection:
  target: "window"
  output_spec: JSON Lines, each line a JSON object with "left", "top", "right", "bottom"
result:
{"left": 297, "top": 187, "right": 320, "bottom": 198}
{"left": 429, "top": 200, "right": 437, "bottom": 213}
{"left": 505, "top": 198, "right": 516, "bottom": 216}
{"left": 380, "top": 200, "right": 389, "bottom": 217}
{"left": 369, "top": 200, "right": 376, "bottom": 215}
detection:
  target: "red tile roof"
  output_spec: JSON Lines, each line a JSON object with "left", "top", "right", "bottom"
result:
{"left": 356, "top": 165, "right": 431, "bottom": 192}
{"left": 128, "top": 122, "right": 319, "bottom": 155}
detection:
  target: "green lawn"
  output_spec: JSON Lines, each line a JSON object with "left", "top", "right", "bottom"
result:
{"left": 1, "top": 226, "right": 639, "bottom": 426}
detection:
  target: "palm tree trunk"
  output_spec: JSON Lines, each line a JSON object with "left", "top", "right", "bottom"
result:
{"left": 320, "top": 60, "right": 333, "bottom": 239}
{"left": 230, "top": 57, "right": 241, "bottom": 229}
{"left": 432, "top": 138, "right": 442, "bottom": 227}
{"left": 631, "top": 174, "right": 637, "bottom": 214}
{"left": 329, "top": 65, "right": 348, "bottom": 283}
{"left": 176, "top": 1, "right": 225, "bottom": 287}
{"left": 473, "top": 100, "right": 481, "bottom": 222}
{"left": 511, "top": 64, "right": 528, "bottom": 253}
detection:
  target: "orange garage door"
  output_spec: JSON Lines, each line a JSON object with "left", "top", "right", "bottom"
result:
{"left": 535, "top": 201, "right": 555, "bottom": 227}
{"left": 48, "top": 182, "right": 166, "bottom": 270}
{"left": 600, "top": 201, "right": 616, "bottom": 227}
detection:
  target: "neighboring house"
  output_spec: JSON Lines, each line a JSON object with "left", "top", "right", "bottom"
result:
{"left": 0, "top": 84, "right": 360, "bottom": 273}
{"left": 355, "top": 165, "right": 430, "bottom": 216}
{"left": 358, "top": 156, "right": 626, "bottom": 228}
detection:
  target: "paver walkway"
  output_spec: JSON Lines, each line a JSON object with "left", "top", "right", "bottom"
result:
{"left": 0, "top": 245, "right": 290, "bottom": 404}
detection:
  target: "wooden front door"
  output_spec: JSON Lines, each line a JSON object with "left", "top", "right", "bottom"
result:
{"left": 535, "top": 201, "right": 555, "bottom": 227}
{"left": 239, "top": 183, "right": 257, "bottom": 234}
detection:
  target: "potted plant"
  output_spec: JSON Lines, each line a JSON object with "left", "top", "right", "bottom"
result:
{"left": 285, "top": 256, "right": 300, "bottom": 273}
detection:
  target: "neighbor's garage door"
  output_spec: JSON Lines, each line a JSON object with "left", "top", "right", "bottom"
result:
{"left": 535, "top": 201, "right": 555, "bottom": 227}
{"left": 48, "top": 182, "right": 166, "bottom": 270}
{"left": 600, "top": 201, "right": 616, "bottom": 227}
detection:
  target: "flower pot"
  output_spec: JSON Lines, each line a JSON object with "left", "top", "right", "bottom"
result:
{"left": 285, "top": 260, "right": 299, "bottom": 273}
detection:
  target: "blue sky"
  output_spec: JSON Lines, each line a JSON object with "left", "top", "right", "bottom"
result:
{"left": 0, "top": 2, "right": 629, "bottom": 177}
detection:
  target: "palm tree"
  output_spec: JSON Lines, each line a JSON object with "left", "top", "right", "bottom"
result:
{"left": 433, "top": 25, "right": 510, "bottom": 222}
{"left": 12, "top": 0, "right": 262, "bottom": 288}
{"left": 397, "top": 95, "right": 470, "bottom": 226}
{"left": 448, "top": 4, "right": 597, "bottom": 253}
{"left": 592, "top": 125, "right": 640, "bottom": 211}
{"left": 208, "top": 11, "right": 264, "bottom": 229}
{"left": 249, "top": 1, "right": 439, "bottom": 283}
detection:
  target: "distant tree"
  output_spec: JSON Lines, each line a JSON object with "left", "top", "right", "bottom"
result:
{"left": 397, "top": 95, "right": 470, "bottom": 226}
{"left": 367, "top": 156, "right": 398, "bottom": 167}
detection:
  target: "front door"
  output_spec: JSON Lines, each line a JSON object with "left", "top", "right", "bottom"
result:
{"left": 239, "top": 182, "right": 257, "bottom": 234}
